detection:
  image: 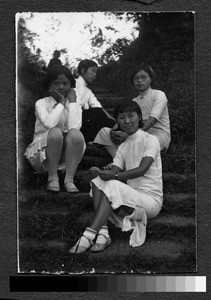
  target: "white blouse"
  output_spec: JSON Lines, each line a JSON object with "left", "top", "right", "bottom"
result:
{"left": 33, "top": 96, "right": 82, "bottom": 141}
{"left": 74, "top": 76, "right": 102, "bottom": 110}
{"left": 133, "top": 87, "right": 171, "bottom": 139}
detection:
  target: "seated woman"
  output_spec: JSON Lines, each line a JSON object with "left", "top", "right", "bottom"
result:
{"left": 94, "top": 64, "right": 171, "bottom": 159}
{"left": 69, "top": 101, "right": 163, "bottom": 254}
{"left": 24, "top": 65, "right": 85, "bottom": 193}
{"left": 74, "top": 59, "right": 116, "bottom": 144}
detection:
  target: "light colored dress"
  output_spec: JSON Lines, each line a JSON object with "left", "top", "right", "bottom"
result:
{"left": 24, "top": 96, "right": 85, "bottom": 172}
{"left": 94, "top": 87, "right": 171, "bottom": 151}
{"left": 91, "top": 129, "right": 163, "bottom": 247}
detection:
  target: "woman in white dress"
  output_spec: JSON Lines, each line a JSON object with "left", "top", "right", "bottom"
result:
{"left": 24, "top": 65, "right": 85, "bottom": 193}
{"left": 69, "top": 101, "right": 163, "bottom": 254}
{"left": 94, "top": 64, "right": 171, "bottom": 159}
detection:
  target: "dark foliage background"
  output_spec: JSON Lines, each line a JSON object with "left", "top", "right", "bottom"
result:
{"left": 97, "top": 12, "right": 195, "bottom": 145}
{"left": 17, "top": 12, "right": 195, "bottom": 172}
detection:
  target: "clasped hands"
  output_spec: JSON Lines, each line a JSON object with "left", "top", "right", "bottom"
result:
{"left": 89, "top": 167, "right": 116, "bottom": 181}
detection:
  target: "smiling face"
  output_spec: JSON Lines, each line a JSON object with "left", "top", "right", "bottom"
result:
{"left": 117, "top": 110, "right": 141, "bottom": 135}
{"left": 133, "top": 70, "right": 151, "bottom": 93}
{"left": 51, "top": 74, "right": 71, "bottom": 97}
{"left": 81, "top": 66, "right": 98, "bottom": 84}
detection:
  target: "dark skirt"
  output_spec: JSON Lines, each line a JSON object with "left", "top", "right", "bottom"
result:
{"left": 81, "top": 107, "right": 116, "bottom": 143}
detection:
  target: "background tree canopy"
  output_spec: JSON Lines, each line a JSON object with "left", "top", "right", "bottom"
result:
{"left": 97, "top": 12, "right": 194, "bottom": 95}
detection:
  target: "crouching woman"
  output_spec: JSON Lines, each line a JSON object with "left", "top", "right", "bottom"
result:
{"left": 69, "top": 101, "right": 163, "bottom": 254}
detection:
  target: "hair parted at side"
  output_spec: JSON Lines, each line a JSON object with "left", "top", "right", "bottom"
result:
{"left": 114, "top": 100, "right": 144, "bottom": 128}
{"left": 78, "top": 59, "right": 98, "bottom": 75}
{"left": 131, "top": 63, "right": 155, "bottom": 85}
{"left": 43, "top": 65, "right": 76, "bottom": 89}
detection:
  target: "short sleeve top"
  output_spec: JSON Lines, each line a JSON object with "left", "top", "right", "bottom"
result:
{"left": 133, "top": 88, "right": 170, "bottom": 138}
{"left": 113, "top": 129, "right": 163, "bottom": 202}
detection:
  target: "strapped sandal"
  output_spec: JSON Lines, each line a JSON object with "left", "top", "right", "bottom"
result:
{"left": 47, "top": 180, "right": 60, "bottom": 192}
{"left": 90, "top": 233, "right": 111, "bottom": 253}
{"left": 69, "top": 235, "right": 94, "bottom": 254}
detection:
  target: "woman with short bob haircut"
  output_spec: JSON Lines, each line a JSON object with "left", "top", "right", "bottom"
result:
{"left": 94, "top": 64, "right": 171, "bottom": 159}
{"left": 69, "top": 100, "right": 163, "bottom": 254}
{"left": 25, "top": 65, "right": 85, "bottom": 193}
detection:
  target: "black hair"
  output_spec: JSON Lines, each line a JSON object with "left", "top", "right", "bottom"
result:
{"left": 131, "top": 63, "right": 155, "bottom": 85}
{"left": 53, "top": 50, "right": 60, "bottom": 58}
{"left": 114, "top": 100, "right": 143, "bottom": 128}
{"left": 43, "top": 65, "right": 76, "bottom": 90}
{"left": 78, "top": 59, "right": 98, "bottom": 75}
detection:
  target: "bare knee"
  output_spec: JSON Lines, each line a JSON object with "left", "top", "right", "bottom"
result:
{"left": 65, "top": 129, "right": 85, "bottom": 146}
{"left": 47, "top": 127, "right": 63, "bottom": 144}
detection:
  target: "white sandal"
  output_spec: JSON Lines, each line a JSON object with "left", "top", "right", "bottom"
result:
{"left": 69, "top": 235, "right": 94, "bottom": 254}
{"left": 90, "top": 233, "right": 111, "bottom": 253}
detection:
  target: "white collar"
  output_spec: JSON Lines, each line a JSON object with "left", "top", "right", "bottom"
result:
{"left": 77, "top": 75, "right": 87, "bottom": 87}
{"left": 49, "top": 96, "right": 68, "bottom": 107}
{"left": 127, "top": 129, "right": 142, "bottom": 140}
{"left": 139, "top": 87, "right": 151, "bottom": 98}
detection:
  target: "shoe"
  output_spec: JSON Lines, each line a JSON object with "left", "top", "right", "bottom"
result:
{"left": 69, "top": 235, "right": 94, "bottom": 254}
{"left": 90, "top": 233, "right": 111, "bottom": 253}
{"left": 87, "top": 141, "right": 94, "bottom": 146}
{"left": 47, "top": 180, "right": 60, "bottom": 192}
{"left": 64, "top": 182, "right": 79, "bottom": 193}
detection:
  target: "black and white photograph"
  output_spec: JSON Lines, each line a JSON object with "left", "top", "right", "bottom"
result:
{"left": 17, "top": 11, "right": 196, "bottom": 274}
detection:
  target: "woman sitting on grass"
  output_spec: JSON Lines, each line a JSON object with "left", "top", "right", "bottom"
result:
{"left": 24, "top": 65, "right": 85, "bottom": 193}
{"left": 94, "top": 64, "right": 171, "bottom": 159}
{"left": 69, "top": 101, "right": 163, "bottom": 254}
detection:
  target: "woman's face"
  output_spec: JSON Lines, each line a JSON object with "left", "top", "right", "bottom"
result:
{"left": 117, "top": 111, "right": 141, "bottom": 135}
{"left": 51, "top": 74, "right": 71, "bottom": 97}
{"left": 133, "top": 70, "right": 151, "bottom": 93}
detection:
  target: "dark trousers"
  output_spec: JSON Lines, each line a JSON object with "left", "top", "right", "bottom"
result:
{"left": 81, "top": 108, "right": 116, "bottom": 144}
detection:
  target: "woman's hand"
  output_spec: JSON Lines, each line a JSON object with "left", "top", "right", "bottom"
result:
{"left": 142, "top": 117, "right": 157, "bottom": 131}
{"left": 99, "top": 170, "right": 116, "bottom": 181}
{"left": 90, "top": 167, "right": 116, "bottom": 181}
{"left": 89, "top": 166, "right": 101, "bottom": 179}
{"left": 110, "top": 130, "right": 128, "bottom": 145}
{"left": 66, "top": 89, "right": 76, "bottom": 103}
{"left": 49, "top": 85, "right": 66, "bottom": 105}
